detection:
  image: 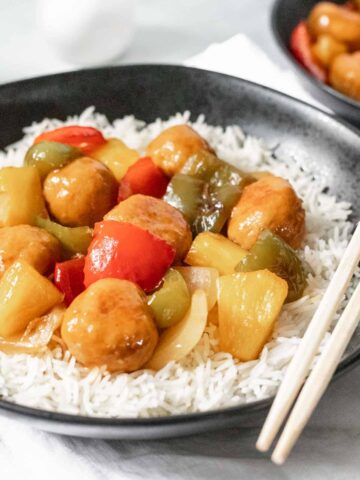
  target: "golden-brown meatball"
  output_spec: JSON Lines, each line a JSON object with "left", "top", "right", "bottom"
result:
{"left": 329, "top": 52, "right": 360, "bottom": 101}
{"left": 227, "top": 175, "right": 305, "bottom": 250}
{"left": 0, "top": 225, "right": 60, "bottom": 278}
{"left": 44, "top": 157, "right": 118, "bottom": 227}
{"left": 311, "top": 34, "right": 347, "bottom": 68}
{"left": 61, "top": 278, "right": 158, "bottom": 372}
{"left": 104, "top": 194, "right": 192, "bottom": 260}
{"left": 307, "top": 2, "right": 360, "bottom": 49}
{"left": 146, "top": 125, "right": 214, "bottom": 176}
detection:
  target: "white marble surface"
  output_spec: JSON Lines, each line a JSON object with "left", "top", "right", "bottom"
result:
{"left": 0, "top": 0, "right": 360, "bottom": 478}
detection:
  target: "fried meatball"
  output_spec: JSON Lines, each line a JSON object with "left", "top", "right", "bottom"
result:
{"left": 329, "top": 52, "right": 360, "bottom": 101}
{"left": 311, "top": 34, "right": 347, "bottom": 69}
{"left": 227, "top": 175, "right": 305, "bottom": 250}
{"left": 104, "top": 194, "right": 192, "bottom": 260}
{"left": 44, "top": 157, "right": 118, "bottom": 227}
{"left": 61, "top": 278, "right": 158, "bottom": 372}
{"left": 0, "top": 225, "right": 60, "bottom": 278}
{"left": 307, "top": 2, "right": 360, "bottom": 49}
{"left": 146, "top": 125, "right": 214, "bottom": 176}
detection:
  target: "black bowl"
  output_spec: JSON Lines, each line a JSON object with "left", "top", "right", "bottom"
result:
{"left": 0, "top": 65, "right": 359, "bottom": 439}
{"left": 271, "top": 0, "right": 360, "bottom": 126}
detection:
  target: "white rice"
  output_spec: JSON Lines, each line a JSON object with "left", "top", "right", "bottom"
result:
{"left": 0, "top": 107, "right": 358, "bottom": 418}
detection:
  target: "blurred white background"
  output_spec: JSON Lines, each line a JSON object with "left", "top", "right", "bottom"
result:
{"left": 0, "top": 0, "right": 287, "bottom": 84}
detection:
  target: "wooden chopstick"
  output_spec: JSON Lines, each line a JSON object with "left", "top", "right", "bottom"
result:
{"left": 272, "top": 279, "right": 360, "bottom": 464}
{"left": 256, "top": 222, "right": 360, "bottom": 453}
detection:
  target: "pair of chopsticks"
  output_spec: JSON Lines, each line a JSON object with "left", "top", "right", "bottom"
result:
{"left": 256, "top": 222, "right": 360, "bottom": 464}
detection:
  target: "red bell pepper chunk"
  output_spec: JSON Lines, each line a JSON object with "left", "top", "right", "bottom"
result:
{"left": 84, "top": 221, "right": 175, "bottom": 293}
{"left": 54, "top": 257, "right": 85, "bottom": 306}
{"left": 118, "top": 157, "right": 169, "bottom": 202}
{"left": 290, "top": 21, "right": 327, "bottom": 82}
{"left": 34, "top": 126, "right": 106, "bottom": 154}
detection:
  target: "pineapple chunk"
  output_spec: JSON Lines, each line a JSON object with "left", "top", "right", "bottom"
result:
{"left": 0, "top": 167, "right": 47, "bottom": 227}
{"left": 0, "top": 260, "right": 63, "bottom": 338}
{"left": 218, "top": 269, "right": 288, "bottom": 361}
{"left": 91, "top": 138, "right": 139, "bottom": 181}
{"left": 185, "top": 232, "right": 247, "bottom": 275}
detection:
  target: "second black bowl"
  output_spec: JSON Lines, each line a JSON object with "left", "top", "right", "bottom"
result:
{"left": 271, "top": 0, "right": 360, "bottom": 126}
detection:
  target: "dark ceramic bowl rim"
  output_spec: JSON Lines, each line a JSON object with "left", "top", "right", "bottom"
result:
{"left": 271, "top": 0, "right": 360, "bottom": 110}
{"left": 0, "top": 64, "right": 359, "bottom": 433}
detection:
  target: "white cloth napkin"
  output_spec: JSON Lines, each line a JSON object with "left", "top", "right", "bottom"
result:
{"left": 186, "top": 33, "right": 329, "bottom": 112}
{"left": 0, "top": 34, "right": 335, "bottom": 480}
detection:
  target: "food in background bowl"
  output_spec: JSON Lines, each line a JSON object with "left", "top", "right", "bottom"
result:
{"left": 290, "top": 1, "right": 360, "bottom": 101}
{"left": 0, "top": 109, "right": 357, "bottom": 418}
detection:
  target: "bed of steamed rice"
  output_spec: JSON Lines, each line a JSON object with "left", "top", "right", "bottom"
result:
{"left": 0, "top": 107, "right": 358, "bottom": 418}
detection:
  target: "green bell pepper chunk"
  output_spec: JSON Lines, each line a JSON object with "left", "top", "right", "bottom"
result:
{"left": 165, "top": 152, "right": 255, "bottom": 235}
{"left": 236, "top": 230, "right": 308, "bottom": 303}
{"left": 163, "top": 174, "right": 205, "bottom": 225}
{"left": 24, "top": 141, "right": 82, "bottom": 181}
{"left": 35, "top": 216, "right": 93, "bottom": 259}
{"left": 180, "top": 151, "right": 220, "bottom": 182}
{"left": 180, "top": 151, "right": 253, "bottom": 188}
{"left": 193, "top": 184, "right": 242, "bottom": 236}
{"left": 147, "top": 268, "right": 191, "bottom": 328}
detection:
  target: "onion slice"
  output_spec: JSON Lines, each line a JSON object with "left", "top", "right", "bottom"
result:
{"left": 175, "top": 266, "right": 219, "bottom": 310}
{"left": 146, "top": 289, "right": 208, "bottom": 371}
{"left": 0, "top": 305, "right": 65, "bottom": 354}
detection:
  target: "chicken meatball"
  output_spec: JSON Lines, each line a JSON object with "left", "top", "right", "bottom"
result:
{"left": 0, "top": 225, "right": 60, "bottom": 278}
{"left": 329, "top": 52, "right": 360, "bottom": 101}
{"left": 146, "top": 125, "right": 214, "bottom": 176}
{"left": 61, "top": 278, "right": 158, "bottom": 372}
{"left": 104, "top": 194, "right": 192, "bottom": 260}
{"left": 44, "top": 157, "right": 118, "bottom": 227}
{"left": 228, "top": 175, "right": 305, "bottom": 250}
{"left": 307, "top": 2, "right": 360, "bottom": 49}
